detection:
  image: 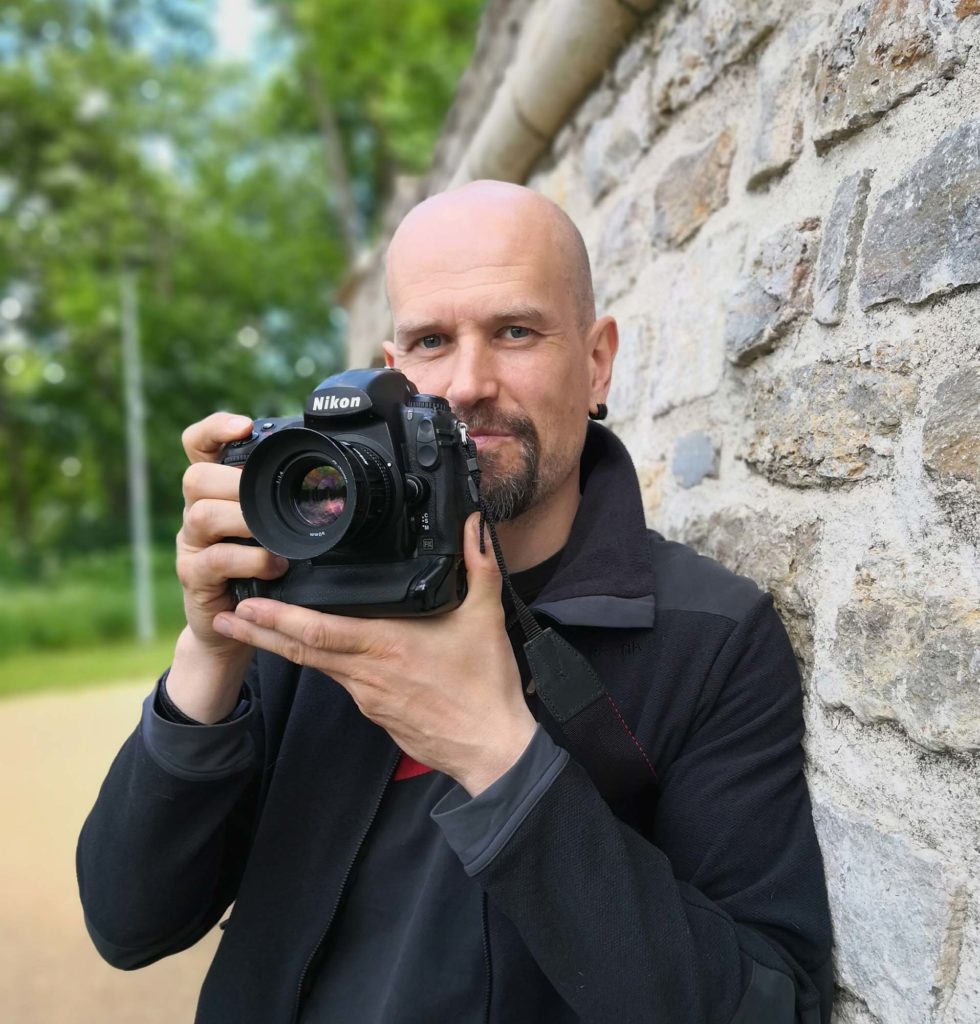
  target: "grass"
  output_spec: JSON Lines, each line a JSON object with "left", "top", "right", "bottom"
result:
{"left": 0, "top": 547, "right": 186, "bottom": 655}
{"left": 0, "top": 631, "right": 181, "bottom": 699}
{"left": 0, "top": 546, "right": 186, "bottom": 698}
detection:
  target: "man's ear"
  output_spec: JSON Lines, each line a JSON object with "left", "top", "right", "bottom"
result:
{"left": 382, "top": 341, "right": 396, "bottom": 368}
{"left": 587, "top": 316, "right": 619, "bottom": 405}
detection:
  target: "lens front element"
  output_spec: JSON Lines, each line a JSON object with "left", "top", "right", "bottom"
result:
{"left": 295, "top": 464, "right": 347, "bottom": 528}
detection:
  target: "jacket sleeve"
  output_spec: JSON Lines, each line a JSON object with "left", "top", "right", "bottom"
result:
{"left": 435, "top": 595, "right": 833, "bottom": 1024}
{"left": 76, "top": 661, "right": 263, "bottom": 970}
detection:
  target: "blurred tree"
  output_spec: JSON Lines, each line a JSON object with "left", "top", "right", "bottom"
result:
{"left": 0, "top": 2, "right": 343, "bottom": 569}
{"left": 261, "top": 0, "right": 485, "bottom": 255}
{"left": 0, "top": 0, "right": 484, "bottom": 575}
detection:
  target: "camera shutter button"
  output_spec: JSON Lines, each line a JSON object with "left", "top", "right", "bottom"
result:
{"left": 416, "top": 418, "right": 439, "bottom": 468}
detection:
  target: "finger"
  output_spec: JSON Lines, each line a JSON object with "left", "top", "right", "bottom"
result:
{"left": 182, "top": 461, "right": 245, "bottom": 504}
{"left": 178, "top": 543, "right": 289, "bottom": 591}
{"left": 182, "top": 412, "right": 253, "bottom": 464}
{"left": 181, "top": 498, "right": 251, "bottom": 546}
{"left": 461, "top": 512, "right": 503, "bottom": 604}
{"left": 212, "top": 612, "right": 354, "bottom": 673}
{"left": 232, "top": 599, "right": 372, "bottom": 656}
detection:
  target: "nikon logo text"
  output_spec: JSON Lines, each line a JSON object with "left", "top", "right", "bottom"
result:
{"left": 312, "top": 395, "right": 361, "bottom": 412}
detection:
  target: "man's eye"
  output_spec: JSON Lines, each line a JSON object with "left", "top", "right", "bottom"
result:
{"left": 506, "top": 326, "right": 531, "bottom": 340}
{"left": 419, "top": 335, "right": 442, "bottom": 350}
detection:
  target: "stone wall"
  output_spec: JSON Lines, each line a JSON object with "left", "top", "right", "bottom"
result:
{"left": 343, "top": 2, "right": 980, "bottom": 1020}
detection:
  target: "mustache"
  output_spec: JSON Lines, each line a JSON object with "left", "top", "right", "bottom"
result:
{"left": 452, "top": 404, "right": 538, "bottom": 444}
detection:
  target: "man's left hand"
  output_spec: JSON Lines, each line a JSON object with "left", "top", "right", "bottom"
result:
{"left": 213, "top": 513, "right": 537, "bottom": 796}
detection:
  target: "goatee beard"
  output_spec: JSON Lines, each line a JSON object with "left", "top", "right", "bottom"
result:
{"left": 454, "top": 405, "right": 540, "bottom": 522}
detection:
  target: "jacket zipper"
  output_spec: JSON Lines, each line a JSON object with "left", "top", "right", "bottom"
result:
{"left": 291, "top": 747, "right": 400, "bottom": 1023}
{"left": 481, "top": 891, "right": 493, "bottom": 1024}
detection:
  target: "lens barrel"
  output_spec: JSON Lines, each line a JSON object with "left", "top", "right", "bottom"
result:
{"left": 239, "top": 427, "right": 393, "bottom": 559}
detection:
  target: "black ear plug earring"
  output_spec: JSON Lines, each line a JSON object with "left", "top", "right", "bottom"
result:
{"left": 588, "top": 402, "right": 608, "bottom": 421}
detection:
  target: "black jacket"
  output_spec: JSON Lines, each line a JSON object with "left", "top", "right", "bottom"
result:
{"left": 77, "top": 423, "right": 833, "bottom": 1023}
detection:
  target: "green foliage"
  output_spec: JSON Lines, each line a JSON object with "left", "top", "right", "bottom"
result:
{"left": 0, "top": 2, "right": 347, "bottom": 567}
{"left": 261, "top": 0, "right": 486, "bottom": 229}
{"left": 0, "top": 0, "right": 485, "bottom": 672}
{"left": 0, "top": 546, "right": 185, "bottom": 656}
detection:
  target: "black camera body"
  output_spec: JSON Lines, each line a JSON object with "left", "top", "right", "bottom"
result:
{"left": 221, "top": 368, "right": 478, "bottom": 616}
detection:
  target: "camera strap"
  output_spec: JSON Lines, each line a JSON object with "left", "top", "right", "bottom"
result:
{"left": 462, "top": 434, "right": 660, "bottom": 823}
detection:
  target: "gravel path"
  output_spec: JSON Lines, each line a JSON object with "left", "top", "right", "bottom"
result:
{"left": 0, "top": 681, "right": 219, "bottom": 1024}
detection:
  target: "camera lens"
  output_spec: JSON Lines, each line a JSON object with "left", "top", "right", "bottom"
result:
{"left": 294, "top": 464, "right": 347, "bottom": 527}
{"left": 239, "top": 427, "right": 394, "bottom": 560}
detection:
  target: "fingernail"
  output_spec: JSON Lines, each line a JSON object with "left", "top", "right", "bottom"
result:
{"left": 236, "top": 604, "right": 257, "bottom": 621}
{"left": 213, "top": 615, "right": 235, "bottom": 636}
{"left": 274, "top": 556, "right": 290, "bottom": 573}
{"left": 227, "top": 415, "right": 252, "bottom": 432}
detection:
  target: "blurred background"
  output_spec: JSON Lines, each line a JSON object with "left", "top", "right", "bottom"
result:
{"left": 0, "top": 0, "right": 485, "bottom": 694}
{"left": 0, "top": 2, "right": 484, "bottom": 1020}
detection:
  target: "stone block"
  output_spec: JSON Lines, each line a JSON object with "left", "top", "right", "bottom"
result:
{"left": 826, "top": 551, "right": 980, "bottom": 751}
{"left": 649, "top": 224, "right": 745, "bottom": 415}
{"left": 652, "top": 0, "right": 779, "bottom": 116}
{"left": 724, "top": 219, "right": 821, "bottom": 366}
{"left": 923, "top": 365, "right": 980, "bottom": 545}
{"left": 812, "top": 796, "right": 968, "bottom": 1024}
{"left": 671, "top": 432, "right": 720, "bottom": 488}
{"left": 595, "top": 193, "right": 651, "bottom": 306}
{"left": 747, "top": 59, "right": 809, "bottom": 190}
{"left": 582, "top": 68, "right": 657, "bottom": 202}
{"left": 813, "top": 0, "right": 964, "bottom": 154}
{"left": 854, "top": 336, "right": 917, "bottom": 375}
{"left": 946, "top": 911, "right": 980, "bottom": 1024}
{"left": 606, "top": 314, "right": 653, "bottom": 426}
{"left": 682, "top": 507, "right": 820, "bottom": 670}
{"left": 743, "top": 362, "right": 918, "bottom": 487}
{"left": 813, "top": 170, "right": 873, "bottom": 326}
{"left": 858, "top": 119, "right": 980, "bottom": 308}
{"left": 652, "top": 129, "right": 736, "bottom": 248}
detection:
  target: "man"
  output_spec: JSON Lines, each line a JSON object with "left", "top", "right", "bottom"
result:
{"left": 78, "top": 181, "right": 833, "bottom": 1023}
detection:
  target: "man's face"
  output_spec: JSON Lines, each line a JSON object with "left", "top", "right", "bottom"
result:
{"left": 383, "top": 194, "right": 596, "bottom": 522}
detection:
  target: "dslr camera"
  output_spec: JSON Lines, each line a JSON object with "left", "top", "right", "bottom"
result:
{"left": 221, "top": 368, "right": 478, "bottom": 616}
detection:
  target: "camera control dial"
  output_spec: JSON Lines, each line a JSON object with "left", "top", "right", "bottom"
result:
{"left": 409, "top": 394, "right": 451, "bottom": 412}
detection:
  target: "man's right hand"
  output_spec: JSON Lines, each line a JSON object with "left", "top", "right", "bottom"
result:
{"left": 166, "top": 412, "right": 290, "bottom": 723}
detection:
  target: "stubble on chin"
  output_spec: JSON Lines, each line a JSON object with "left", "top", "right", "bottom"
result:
{"left": 454, "top": 406, "right": 540, "bottom": 522}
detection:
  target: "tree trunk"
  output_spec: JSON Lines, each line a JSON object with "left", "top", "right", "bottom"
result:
{"left": 304, "top": 63, "right": 365, "bottom": 261}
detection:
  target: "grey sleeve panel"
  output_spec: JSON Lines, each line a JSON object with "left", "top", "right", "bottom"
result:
{"left": 728, "top": 960, "right": 798, "bottom": 1024}
{"left": 140, "top": 681, "right": 256, "bottom": 782}
{"left": 431, "top": 725, "right": 568, "bottom": 876}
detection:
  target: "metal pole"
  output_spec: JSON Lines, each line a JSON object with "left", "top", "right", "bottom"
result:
{"left": 120, "top": 268, "right": 155, "bottom": 643}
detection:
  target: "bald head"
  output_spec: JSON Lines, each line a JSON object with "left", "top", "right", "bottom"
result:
{"left": 386, "top": 180, "right": 595, "bottom": 336}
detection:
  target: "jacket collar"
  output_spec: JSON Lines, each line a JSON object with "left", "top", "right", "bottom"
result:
{"left": 528, "top": 422, "right": 656, "bottom": 630}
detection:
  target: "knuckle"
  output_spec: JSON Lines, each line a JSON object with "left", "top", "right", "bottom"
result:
{"left": 283, "top": 638, "right": 307, "bottom": 666}
{"left": 301, "top": 618, "right": 326, "bottom": 650}
{"left": 184, "top": 499, "right": 212, "bottom": 536}
{"left": 351, "top": 686, "right": 378, "bottom": 717}
{"left": 182, "top": 462, "right": 206, "bottom": 500}
{"left": 200, "top": 544, "right": 226, "bottom": 577}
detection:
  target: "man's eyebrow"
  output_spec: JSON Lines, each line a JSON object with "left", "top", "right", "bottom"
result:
{"left": 394, "top": 305, "right": 550, "bottom": 342}
{"left": 489, "top": 303, "right": 549, "bottom": 326}
{"left": 394, "top": 318, "right": 444, "bottom": 341}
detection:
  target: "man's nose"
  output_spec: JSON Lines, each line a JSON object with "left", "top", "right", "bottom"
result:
{"left": 445, "top": 340, "right": 499, "bottom": 410}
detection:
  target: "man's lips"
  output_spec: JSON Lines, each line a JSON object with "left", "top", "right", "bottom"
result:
{"left": 469, "top": 431, "right": 512, "bottom": 449}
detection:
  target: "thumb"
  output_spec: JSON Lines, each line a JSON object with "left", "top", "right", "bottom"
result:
{"left": 461, "top": 511, "right": 503, "bottom": 606}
